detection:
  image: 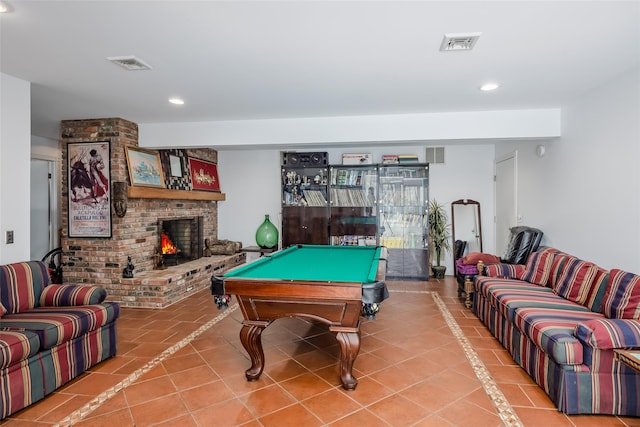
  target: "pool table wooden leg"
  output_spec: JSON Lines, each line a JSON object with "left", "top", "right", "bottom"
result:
{"left": 239, "top": 321, "right": 268, "bottom": 381}
{"left": 333, "top": 327, "right": 361, "bottom": 391}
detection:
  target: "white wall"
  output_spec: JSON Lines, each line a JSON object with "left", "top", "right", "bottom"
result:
{"left": 0, "top": 73, "right": 31, "bottom": 263}
{"left": 496, "top": 66, "right": 640, "bottom": 271}
{"left": 218, "top": 144, "right": 495, "bottom": 273}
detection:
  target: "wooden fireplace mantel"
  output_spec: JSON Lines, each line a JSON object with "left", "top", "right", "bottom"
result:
{"left": 127, "top": 186, "right": 226, "bottom": 201}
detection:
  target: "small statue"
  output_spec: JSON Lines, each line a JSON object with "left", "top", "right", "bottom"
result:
{"left": 122, "top": 256, "right": 135, "bottom": 278}
{"left": 154, "top": 249, "right": 166, "bottom": 270}
{"left": 204, "top": 238, "right": 212, "bottom": 257}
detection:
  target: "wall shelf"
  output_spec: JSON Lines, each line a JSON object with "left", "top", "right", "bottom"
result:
{"left": 127, "top": 186, "right": 226, "bottom": 201}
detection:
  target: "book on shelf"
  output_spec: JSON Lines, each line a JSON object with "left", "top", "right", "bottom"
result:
{"left": 382, "top": 155, "right": 399, "bottom": 164}
{"left": 398, "top": 154, "right": 419, "bottom": 164}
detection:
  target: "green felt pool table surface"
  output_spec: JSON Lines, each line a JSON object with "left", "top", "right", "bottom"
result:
{"left": 224, "top": 244, "right": 384, "bottom": 283}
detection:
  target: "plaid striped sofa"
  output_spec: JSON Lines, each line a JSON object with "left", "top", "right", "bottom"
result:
{"left": 473, "top": 248, "right": 640, "bottom": 415}
{"left": 0, "top": 261, "right": 119, "bottom": 419}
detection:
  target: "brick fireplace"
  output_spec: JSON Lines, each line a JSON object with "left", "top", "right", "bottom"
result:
{"left": 59, "top": 118, "right": 245, "bottom": 308}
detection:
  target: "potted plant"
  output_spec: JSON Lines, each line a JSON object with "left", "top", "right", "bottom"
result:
{"left": 428, "top": 199, "right": 451, "bottom": 279}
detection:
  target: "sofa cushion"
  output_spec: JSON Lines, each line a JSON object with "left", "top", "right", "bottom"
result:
{"left": 455, "top": 258, "right": 478, "bottom": 276}
{"left": 485, "top": 263, "right": 526, "bottom": 279}
{"left": 0, "top": 330, "right": 40, "bottom": 369}
{"left": 0, "top": 303, "right": 119, "bottom": 350}
{"left": 0, "top": 261, "right": 49, "bottom": 314}
{"left": 40, "top": 284, "right": 107, "bottom": 307}
{"left": 513, "top": 306, "right": 604, "bottom": 365}
{"left": 552, "top": 257, "right": 599, "bottom": 306}
{"left": 574, "top": 318, "right": 640, "bottom": 350}
{"left": 520, "top": 248, "right": 558, "bottom": 286}
{"left": 491, "top": 286, "right": 592, "bottom": 322}
{"left": 580, "top": 269, "right": 610, "bottom": 313}
{"left": 463, "top": 252, "right": 500, "bottom": 265}
{"left": 602, "top": 269, "right": 640, "bottom": 319}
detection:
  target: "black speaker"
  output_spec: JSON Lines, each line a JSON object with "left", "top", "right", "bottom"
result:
{"left": 281, "top": 152, "right": 327, "bottom": 167}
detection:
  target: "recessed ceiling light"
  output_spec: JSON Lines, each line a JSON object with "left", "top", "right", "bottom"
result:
{"left": 169, "top": 98, "right": 185, "bottom": 105}
{"left": 480, "top": 83, "right": 499, "bottom": 92}
{"left": 0, "top": 1, "right": 12, "bottom": 13}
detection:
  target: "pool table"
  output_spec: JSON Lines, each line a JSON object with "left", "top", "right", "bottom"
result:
{"left": 217, "top": 244, "right": 388, "bottom": 390}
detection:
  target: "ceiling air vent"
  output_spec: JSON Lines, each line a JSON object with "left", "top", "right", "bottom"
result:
{"left": 107, "top": 55, "right": 152, "bottom": 71}
{"left": 439, "top": 32, "right": 481, "bottom": 52}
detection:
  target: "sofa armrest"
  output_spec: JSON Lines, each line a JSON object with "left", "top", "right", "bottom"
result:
{"left": 39, "top": 284, "right": 107, "bottom": 307}
{"left": 575, "top": 318, "right": 640, "bottom": 350}
{"left": 478, "top": 261, "right": 526, "bottom": 279}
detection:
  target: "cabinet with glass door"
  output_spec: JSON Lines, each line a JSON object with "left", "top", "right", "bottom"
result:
{"left": 329, "top": 165, "right": 378, "bottom": 246}
{"left": 378, "top": 164, "right": 430, "bottom": 279}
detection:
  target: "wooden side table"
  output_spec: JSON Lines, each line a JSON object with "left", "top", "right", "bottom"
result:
{"left": 241, "top": 246, "right": 277, "bottom": 262}
{"left": 614, "top": 349, "right": 640, "bottom": 373}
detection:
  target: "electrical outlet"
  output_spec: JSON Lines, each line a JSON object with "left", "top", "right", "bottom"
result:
{"left": 6, "top": 230, "right": 14, "bottom": 244}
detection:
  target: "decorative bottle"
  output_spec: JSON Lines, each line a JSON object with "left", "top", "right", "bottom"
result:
{"left": 255, "top": 214, "right": 278, "bottom": 249}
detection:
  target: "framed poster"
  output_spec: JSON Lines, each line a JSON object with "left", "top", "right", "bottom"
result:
{"left": 67, "top": 141, "right": 112, "bottom": 238}
{"left": 188, "top": 157, "right": 220, "bottom": 192}
{"left": 125, "top": 146, "right": 165, "bottom": 188}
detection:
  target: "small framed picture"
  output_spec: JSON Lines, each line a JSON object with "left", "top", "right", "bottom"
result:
{"left": 159, "top": 149, "right": 191, "bottom": 190}
{"left": 125, "top": 147, "right": 165, "bottom": 188}
{"left": 188, "top": 157, "right": 220, "bottom": 192}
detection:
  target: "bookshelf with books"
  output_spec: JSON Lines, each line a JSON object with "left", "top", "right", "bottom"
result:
{"left": 378, "top": 164, "right": 430, "bottom": 279}
{"left": 329, "top": 165, "right": 378, "bottom": 247}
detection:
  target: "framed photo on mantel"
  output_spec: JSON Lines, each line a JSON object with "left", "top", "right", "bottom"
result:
{"left": 188, "top": 157, "right": 221, "bottom": 192}
{"left": 125, "top": 146, "right": 165, "bottom": 188}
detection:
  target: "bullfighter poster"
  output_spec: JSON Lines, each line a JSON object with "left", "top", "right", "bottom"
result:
{"left": 67, "top": 141, "right": 112, "bottom": 237}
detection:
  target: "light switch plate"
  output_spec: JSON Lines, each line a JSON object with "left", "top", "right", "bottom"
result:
{"left": 6, "top": 230, "right": 14, "bottom": 244}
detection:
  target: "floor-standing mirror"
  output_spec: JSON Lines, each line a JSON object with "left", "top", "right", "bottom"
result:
{"left": 451, "top": 199, "right": 483, "bottom": 261}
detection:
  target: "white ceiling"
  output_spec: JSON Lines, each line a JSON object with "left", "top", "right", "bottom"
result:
{"left": 1, "top": 1, "right": 639, "bottom": 146}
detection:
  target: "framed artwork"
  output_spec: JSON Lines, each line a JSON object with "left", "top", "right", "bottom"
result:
{"left": 159, "top": 149, "right": 191, "bottom": 190}
{"left": 67, "top": 141, "right": 112, "bottom": 238}
{"left": 188, "top": 157, "right": 220, "bottom": 192}
{"left": 125, "top": 146, "right": 165, "bottom": 188}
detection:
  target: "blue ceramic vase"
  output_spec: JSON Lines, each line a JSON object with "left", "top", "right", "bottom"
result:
{"left": 255, "top": 214, "right": 278, "bottom": 249}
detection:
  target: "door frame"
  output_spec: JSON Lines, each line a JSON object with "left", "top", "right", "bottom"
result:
{"left": 30, "top": 153, "right": 60, "bottom": 255}
{"left": 494, "top": 150, "right": 518, "bottom": 255}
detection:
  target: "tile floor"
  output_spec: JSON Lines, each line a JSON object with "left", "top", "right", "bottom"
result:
{"left": 2, "top": 277, "right": 639, "bottom": 426}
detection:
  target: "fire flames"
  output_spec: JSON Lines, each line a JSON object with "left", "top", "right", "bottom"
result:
{"left": 161, "top": 231, "right": 178, "bottom": 255}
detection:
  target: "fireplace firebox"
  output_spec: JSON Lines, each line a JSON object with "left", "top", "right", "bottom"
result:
{"left": 158, "top": 217, "right": 204, "bottom": 265}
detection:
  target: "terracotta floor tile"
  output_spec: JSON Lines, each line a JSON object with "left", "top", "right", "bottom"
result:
{"left": 279, "top": 372, "right": 333, "bottom": 401}
{"left": 129, "top": 393, "right": 189, "bottom": 426}
{"left": 239, "top": 384, "right": 297, "bottom": 418}
{"left": 327, "top": 408, "right": 389, "bottom": 426}
{"left": 73, "top": 407, "right": 134, "bottom": 427}
{"left": 302, "top": 388, "right": 362, "bottom": 424}
{"left": 124, "top": 375, "right": 177, "bottom": 406}
{"left": 338, "top": 376, "right": 394, "bottom": 407}
{"left": 170, "top": 364, "right": 220, "bottom": 391}
{"left": 258, "top": 403, "right": 324, "bottom": 427}
{"left": 191, "top": 398, "right": 255, "bottom": 427}
{"left": 178, "top": 380, "right": 235, "bottom": 412}
{"left": 57, "top": 372, "right": 127, "bottom": 396}
{"left": 368, "top": 394, "right": 432, "bottom": 426}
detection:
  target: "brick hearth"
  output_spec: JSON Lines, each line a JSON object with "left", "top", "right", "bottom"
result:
{"left": 59, "top": 118, "right": 241, "bottom": 308}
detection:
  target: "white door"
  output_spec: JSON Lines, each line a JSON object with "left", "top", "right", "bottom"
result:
{"left": 30, "top": 159, "right": 55, "bottom": 260}
{"left": 495, "top": 152, "right": 517, "bottom": 257}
